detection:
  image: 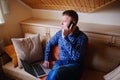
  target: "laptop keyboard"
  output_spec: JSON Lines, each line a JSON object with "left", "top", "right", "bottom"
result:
{"left": 32, "top": 64, "right": 46, "bottom": 76}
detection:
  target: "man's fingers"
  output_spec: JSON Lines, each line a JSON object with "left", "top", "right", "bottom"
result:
{"left": 47, "top": 62, "right": 49, "bottom": 68}
{"left": 43, "top": 61, "right": 49, "bottom": 68}
{"left": 45, "top": 62, "right": 49, "bottom": 68}
{"left": 62, "top": 29, "right": 69, "bottom": 38}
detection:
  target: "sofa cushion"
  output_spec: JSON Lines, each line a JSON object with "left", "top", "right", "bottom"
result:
{"left": 2, "top": 61, "right": 39, "bottom": 80}
{"left": 12, "top": 34, "right": 43, "bottom": 68}
{"left": 3, "top": 45, "right": 18, "bottom": 67}
{"left": 89, "top": 40, "right": 120, "bottom": 72}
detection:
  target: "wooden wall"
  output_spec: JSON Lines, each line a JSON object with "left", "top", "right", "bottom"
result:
{"left": 21, "top": 0, "right": 116, "bottom": 12}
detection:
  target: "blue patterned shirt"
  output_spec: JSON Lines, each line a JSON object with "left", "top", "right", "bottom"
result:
{"left": 44, "top": 27, "right": 88, "bottom": 64}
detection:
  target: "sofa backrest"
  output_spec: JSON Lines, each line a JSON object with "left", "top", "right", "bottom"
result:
{"left": 86, "top": 38, "right": 120, "bottom": 72}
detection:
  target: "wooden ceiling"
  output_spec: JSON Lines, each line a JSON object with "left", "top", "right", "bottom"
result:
{"left": 21, "top": 0, "right": 116, "bottom": 12}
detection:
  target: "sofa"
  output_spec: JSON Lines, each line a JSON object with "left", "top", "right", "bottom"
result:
{"left": 1, "top": 32, "right": 120, "bottom": 80}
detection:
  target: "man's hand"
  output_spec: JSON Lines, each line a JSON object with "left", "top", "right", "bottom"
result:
{"left": 62, "top": 29, "right": 70, "bottom": 38}
{"left": 43, "top": 61, "right": 50, "bottom": 68}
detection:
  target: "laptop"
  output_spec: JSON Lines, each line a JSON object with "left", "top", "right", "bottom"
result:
{"left": 21, "top": 60, "right": 51, "bottom": 78}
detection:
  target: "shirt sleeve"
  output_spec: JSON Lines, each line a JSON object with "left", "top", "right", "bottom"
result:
{"left": 44, "top": 31, "right": 61, "bottom": 61}
{"left": 62, "top": 36, "right": 88, "bottom": 61}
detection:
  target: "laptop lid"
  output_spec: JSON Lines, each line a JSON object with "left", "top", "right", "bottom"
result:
{"left": 21, "top": 60, "right": 36, "bottom": 77}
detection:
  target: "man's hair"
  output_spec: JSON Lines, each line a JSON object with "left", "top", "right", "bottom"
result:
{"left": 62, "top": 10, "right": 78, "bottom": 24}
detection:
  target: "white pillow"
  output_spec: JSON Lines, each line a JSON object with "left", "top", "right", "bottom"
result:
{"left": 25, "top": 33, "right": 39, "bottom": 37}
{"left": 12, "top": 34, "right": 43, "bottom": 68}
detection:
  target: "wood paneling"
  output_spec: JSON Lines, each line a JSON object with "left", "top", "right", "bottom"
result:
{"left": 21, "top": 0, "right": 116, "bottom": 12}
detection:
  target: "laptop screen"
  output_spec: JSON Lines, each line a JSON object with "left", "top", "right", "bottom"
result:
{"left": 32, "top": 63, "right": 46, "bottom": 76}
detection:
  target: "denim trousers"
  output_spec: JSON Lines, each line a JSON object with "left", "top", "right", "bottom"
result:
{"left": 46, "top": 60, "right": 83, "bottom": 80}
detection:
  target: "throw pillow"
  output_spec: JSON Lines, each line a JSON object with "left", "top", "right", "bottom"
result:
{"left": 12, "top": 34, "right": 43, "bottom": 68}
{"left": 3, "top": 45, "right": 18, "bottom": 67}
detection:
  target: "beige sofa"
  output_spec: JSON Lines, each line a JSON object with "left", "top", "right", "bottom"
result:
{"left": 1, "top": 37, "right": 120, "bottom": 80}
{"left": 1, "top": 18, "right": 120, "bottom": 80}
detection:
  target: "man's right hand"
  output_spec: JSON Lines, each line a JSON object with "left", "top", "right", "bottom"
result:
{"left": 43, "top": 61, "right": 50, "bottom": 69}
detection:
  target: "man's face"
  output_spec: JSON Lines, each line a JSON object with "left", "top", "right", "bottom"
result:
{"left": 61, "top": 15, "right": 72, "bottom": 29}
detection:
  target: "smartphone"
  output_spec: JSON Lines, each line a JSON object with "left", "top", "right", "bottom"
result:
{"left": 68, "top": 21, "right": 74, "bottom": 29}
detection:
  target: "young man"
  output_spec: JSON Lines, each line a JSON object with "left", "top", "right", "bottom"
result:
{"left": 43, "top": 10, "right": 88, "bottom": 80}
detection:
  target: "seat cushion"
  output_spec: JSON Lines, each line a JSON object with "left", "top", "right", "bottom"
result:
{"left": 2, "top": 61, "right": 39, "bottom": 80}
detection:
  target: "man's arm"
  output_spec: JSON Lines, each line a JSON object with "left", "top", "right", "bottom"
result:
{"left": 44, "top": 31, "right": 61, "bottom": 61}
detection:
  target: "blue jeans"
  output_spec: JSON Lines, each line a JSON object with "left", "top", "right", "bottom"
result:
{"left": 46, "top": 60, "right": 83, "bottom": 80}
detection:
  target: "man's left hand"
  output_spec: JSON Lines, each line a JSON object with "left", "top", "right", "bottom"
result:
{"left": 62, "top": 29, "right": 70, "bottom": 38}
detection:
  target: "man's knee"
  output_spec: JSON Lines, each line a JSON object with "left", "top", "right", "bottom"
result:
{"left": 52, "top": 60, "right": 63, "bottom": 70}
{"left": 46, "top": 68, "right": 61, "bottom": 80}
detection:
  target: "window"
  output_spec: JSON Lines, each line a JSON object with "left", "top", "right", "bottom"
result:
{"left": 0, "top": 0, "right": 9, "bottom": 24}
{"left": 0, "top": 8, "right": 4, "bottom": 24}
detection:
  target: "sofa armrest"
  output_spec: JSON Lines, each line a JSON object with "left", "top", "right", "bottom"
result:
{"left": 104, "top": 65, "right": 120, "bottom": 80}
